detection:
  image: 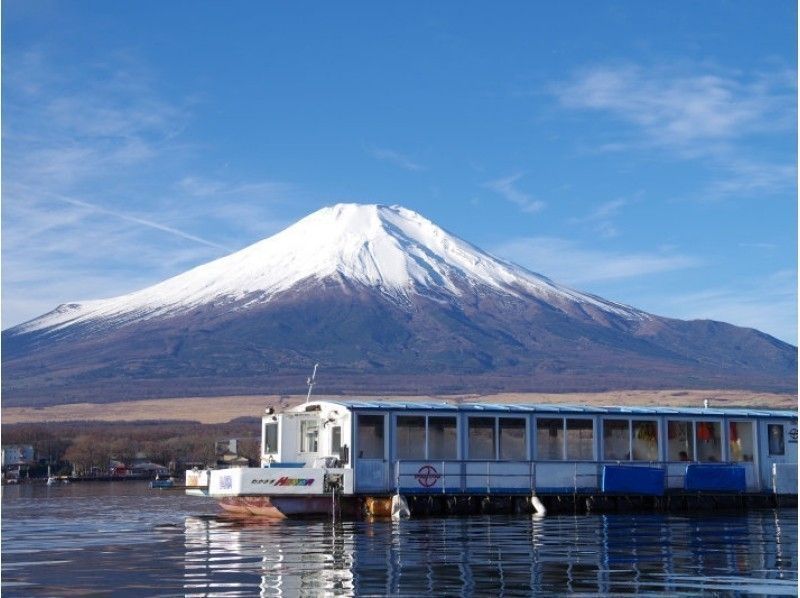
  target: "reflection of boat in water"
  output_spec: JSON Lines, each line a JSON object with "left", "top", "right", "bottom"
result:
{"left": 182, "top": 511, "right": 798, "bottom": 596}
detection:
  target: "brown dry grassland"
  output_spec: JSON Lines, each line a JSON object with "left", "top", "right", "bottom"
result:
{"left": 3, "top": 389, "right": 796, "bottom": 425}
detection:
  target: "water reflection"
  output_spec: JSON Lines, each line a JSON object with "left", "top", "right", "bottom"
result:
{"left": 182, "top": 511, "right": 798, "bottom": 596}
{"left": 1, "top": 483, "right": 796, "bottom": 596}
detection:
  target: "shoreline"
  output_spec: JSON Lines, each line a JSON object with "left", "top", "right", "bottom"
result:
{"left": 3, "top": 389, "right": 796, "bottom": 425}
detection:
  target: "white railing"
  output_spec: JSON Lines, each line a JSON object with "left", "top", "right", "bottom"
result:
{"left": 391, "top": 460, "right": 752, "bottom": 494}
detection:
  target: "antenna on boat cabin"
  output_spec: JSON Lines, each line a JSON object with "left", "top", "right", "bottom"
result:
{"left": 305, "top": 363, "right": 319, "bottom": 404}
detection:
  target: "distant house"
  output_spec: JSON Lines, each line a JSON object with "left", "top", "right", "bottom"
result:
{"left": 215, "top": 438, "right": 255, "bottom": 468}
{"left": 217, "top": 453, "right": 251, "bottom": 468}
{"left": 109, "top": 459, "right": 129, "bottom": 477}
{"left": 2, "top": 445, "right": 36, "bottom": 481}
{"left": 2, "top": 445, "right": 35, "bottom": 468}
{"left": 129, "top": 459, "right": 169, "bottom": 477}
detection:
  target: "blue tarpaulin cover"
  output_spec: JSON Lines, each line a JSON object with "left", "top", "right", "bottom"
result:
{"left": 602, "top": 465, "right": 665, "bottom": 495}
{"left": 684, "top": 464, "right": 746, "bottom": 492}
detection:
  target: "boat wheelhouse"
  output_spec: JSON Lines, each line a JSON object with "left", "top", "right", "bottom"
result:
{"left": 186, "top": 399, "right": 798, "bottom": 518}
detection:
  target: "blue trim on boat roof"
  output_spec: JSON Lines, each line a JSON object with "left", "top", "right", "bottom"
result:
{"left": 308, "top": 399, "right": 796, "bottom": 419}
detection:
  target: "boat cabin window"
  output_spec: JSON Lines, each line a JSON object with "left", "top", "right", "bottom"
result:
{"left": 330, "top": 425, "right": 342, "bottom": 456}
{"left": 566, "top": 419, "right": 594, "bottom": 460}
{"left": 603, "top": 420, "right": 630, "bottom": 461}
{"left": 300, "top": 420, "right": 319, "bottom": 453}
{"left": 537, "top": 418, "right": 594, "bottom": 461}
{"left": 263, "top": 422, "right": 278, "bottom": 454}
{"left": 357, "top": 415, "right": 384, "bottom": 459}
{"left": 468, "top": 417, "right": 496, "bottom": 460}
{"left": 537, "top": 418, "right": 564, "bottom": 460}
{"left": 499, "top": 418, "right": 527, "bottom": 460}
{"left": 695, "top": 421, "right": 721, "bottom": 462}
{"left": 395, "top": 415, "right": 458, "bottom": 460}
{"left": 396, "top": 416, "right": 426, "bottom": 459}
{"left": 667, "top": 421, "right": 694, "bottom": 461}
{"left": 428, "top": 417, "right": 458, "bottom": 460}
{"left": 603, "top": 419, "right": 659, "bottom": 461}
{"left": 768, "top": 424, "right": 785, "bottom": 456}
{"left": 728, "top": 421, "right": 754, "bottom": 462}
{"left": 632, "top": 420, "right": 658, "bottom": 461}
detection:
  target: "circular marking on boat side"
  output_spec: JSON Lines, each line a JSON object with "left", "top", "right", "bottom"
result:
{"left": 414, "top": 465, "right": 441, "bottom": 488}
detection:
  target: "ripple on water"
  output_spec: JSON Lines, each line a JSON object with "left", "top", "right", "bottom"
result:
{"left": 1, "top": 482, "right": 797, "bottom": 596}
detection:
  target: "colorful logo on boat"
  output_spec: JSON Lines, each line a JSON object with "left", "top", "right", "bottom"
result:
{"left": 414, "top": 465, "right": 441, "bottom": 488}
{"left": 252, "top": 477, "right": 315, "bottom": 487}
{"left": 219, "top": 475, "right": 233, "bottom": 490}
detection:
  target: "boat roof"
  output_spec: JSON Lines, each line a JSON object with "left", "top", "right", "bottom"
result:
{"left": 304, "top": 399, "right": 797, "bottom": 419}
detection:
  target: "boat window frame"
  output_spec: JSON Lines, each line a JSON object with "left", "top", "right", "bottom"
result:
{"left": 533, "top": 416, "right": 596, "bottom": 461}
{"left": 330, "top": 425, "right": 342, "bottom": 457}
{"left": 666, "top": 418, "right": 696, "bottom": 462}
{"left": 768, "top": 423, "right": 785, "bottom": 456}
{"left": 600, "top": 416, "right": 661, "bottom": 462}
{"left": 564, "top": 417, "right": 595, "bottom": 461}
{"left": 601, "top": 417, "right": 633, "bottom": 461}
{"left": 392, "top": 412, "right": 460, "bottom": 461}
{"left": 497, "top": 415, "right": 529, "bottom": 461}
{"left": 694, "top": 418, "right": 724, "bottom": 463}
{"left": 299, "top": 418, "right": 319, "bottom": 454}
{"left": 466, "top": 415, "right": 498, "bottom": 461}
{"left": 356, "top": 413, "right": 386, "bottom": 460}
{"left": 263, "top": 420, "right": 279, "bottom": 455}
{"left": 631, "top": 419, "right": 660, "bottom": 461}
{"left": 534, "top": 415, "right": 566, "bottom": 461}
{"left": 727, "top": 419, "right": 756, "bottom": 463}
{"left": 426, "top": 414, "right": 459, "bottom": 461}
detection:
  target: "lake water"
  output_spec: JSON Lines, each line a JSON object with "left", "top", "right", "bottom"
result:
{"left": 2, "top": 482, "right": 797, "bottom": 596}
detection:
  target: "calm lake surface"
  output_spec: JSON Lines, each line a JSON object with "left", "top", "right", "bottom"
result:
{"left": 2, "top": 482, "right": 796, "bottom": 596}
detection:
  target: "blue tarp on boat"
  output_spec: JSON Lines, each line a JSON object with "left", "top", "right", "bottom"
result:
{"left": 602, "top": 465, "right": 665, "bottom": 496}
{"left": 684, "top": 464, "right": 746, "bottom": 492}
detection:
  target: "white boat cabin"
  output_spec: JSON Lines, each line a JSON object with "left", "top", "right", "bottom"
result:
{"left": 256, "top": 400, "right": 797, "bottom": 496}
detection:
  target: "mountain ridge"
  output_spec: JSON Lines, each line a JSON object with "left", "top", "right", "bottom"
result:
{"left": 3, "top": 203, "right": 796, "bottom": 406}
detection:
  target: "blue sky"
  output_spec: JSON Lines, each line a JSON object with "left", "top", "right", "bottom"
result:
{"left": 3, "top": 1, "right": 797, "bottom": 343}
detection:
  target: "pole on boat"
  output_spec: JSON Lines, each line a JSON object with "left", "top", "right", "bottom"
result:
{"left": 305, "top": 363, "right": 319, "bottom": 404}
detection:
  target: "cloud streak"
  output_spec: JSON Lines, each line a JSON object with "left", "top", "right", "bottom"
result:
{"left": 493, "top": 236, "right": 699, "bottom": 284}
{"left": 554, "top": 64, "right": 795, "bottom": 149}
{"left": 552, "top": 63, "right": 797, "bottom": 201}
{"left": 2, "top": 50, "right": 295, "bottom": 328}
{"left": 484, "top": 173, "right": 546, "bottom": 214}
{"left": 367, "top": 146, "right": 426, "bottom": 171}
{"left": 45, "top": 191, "right": 232, "bottom": 251}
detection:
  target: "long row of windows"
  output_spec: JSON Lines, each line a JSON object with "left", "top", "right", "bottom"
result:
{"left": 358, "top": 415, "right": 760, "bottom": 462}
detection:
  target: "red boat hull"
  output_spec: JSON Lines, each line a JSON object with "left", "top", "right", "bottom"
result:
{"left": 218, "top": 495, "right": 336, "bottom": 518}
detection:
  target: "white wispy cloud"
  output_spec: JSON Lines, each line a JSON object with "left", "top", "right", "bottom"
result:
{"left": 552, "top": 63, "right": 797, "bottom": 201}
{"left": 367, "top": 146, "right": 426, "bottom": 171}
{"left": 2, "top": 50, "right": 294, "bottom": 328}
{"left": 484, "top": 173, "right": 546, "bottom": 214}
{"left": 571, "top": 197, "right": 636, "bottom": 238}
{"left": 493, "top": 236, "right": 699, "bottom": 284}
{"left": 554, "top": 64, "right": 794, "bottom": 149}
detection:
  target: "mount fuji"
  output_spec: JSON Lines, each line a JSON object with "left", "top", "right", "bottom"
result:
{"left": 3, "top": 204, "right": 795, "bottom": 406}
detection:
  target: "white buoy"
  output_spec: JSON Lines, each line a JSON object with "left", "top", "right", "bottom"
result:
{"left": 531, "top": 494, "right": 547, "bottom": 516}
{"left": 391, "top": 494, "right": 411, "bottom": 520}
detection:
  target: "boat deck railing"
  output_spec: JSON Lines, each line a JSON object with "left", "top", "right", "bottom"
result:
{"left": 392, "top": 459, "right": 757, "bottom": 495}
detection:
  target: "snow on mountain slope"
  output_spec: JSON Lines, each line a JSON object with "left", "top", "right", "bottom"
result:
{"left": 15, "top": 203, "right": 645, "bottom": 333}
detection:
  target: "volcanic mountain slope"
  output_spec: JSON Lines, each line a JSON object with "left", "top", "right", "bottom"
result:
{"left": 3, "top": 204, "right": 796, "bottom": 406}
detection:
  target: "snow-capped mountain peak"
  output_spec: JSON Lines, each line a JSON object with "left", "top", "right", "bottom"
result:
{"left": 15, "top": 203, "right": 643, "bottom": 333}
